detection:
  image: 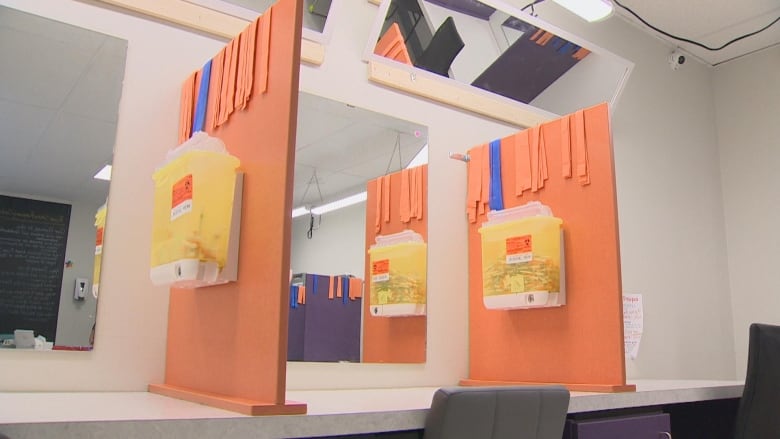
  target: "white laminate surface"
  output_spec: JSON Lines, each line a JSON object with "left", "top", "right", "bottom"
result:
{"left": 0, "top": 380, "right": 744, "bottom": 439}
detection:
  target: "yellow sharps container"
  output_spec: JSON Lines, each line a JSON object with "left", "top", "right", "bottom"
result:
{"left": 368, "top": 230, "right": 427, "bottom": 317}
{"left": 150, "top": 133, "right": 241, "bottom": 287}
{"left": 478, "top": 202, "right": 564, "bottom": 309}
{"left": 92, "top": 203, "right": 107, "bottom": 298}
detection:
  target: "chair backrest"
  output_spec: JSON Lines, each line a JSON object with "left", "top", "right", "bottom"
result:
{"left": 414, "top": 16, "right": 464, "bottom": 77}
{"left": 424, "top": 386, "right": 570, "bottom": 439}
{"left": 734, "top": 323, "right": 780, "bottom": 439}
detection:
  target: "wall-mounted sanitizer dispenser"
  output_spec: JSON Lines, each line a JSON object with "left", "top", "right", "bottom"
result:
{"left": 74, "top": 278, "right": 88, "bottom": 301}
{"left": 149, "top": 132, "right": 243, "bottom": 288}
{"left": 479, "top": 201, "right": 565, "bottom": 310}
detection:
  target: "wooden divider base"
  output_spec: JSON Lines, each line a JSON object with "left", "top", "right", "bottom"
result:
{"left": 459, "top": 379, "right": 636, "bottom": 393}
{"left": 148, "top": 384, "right": 307, "bottom": 416}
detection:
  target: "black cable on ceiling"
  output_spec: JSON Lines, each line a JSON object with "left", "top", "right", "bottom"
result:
{"left": 520, "top": 0, "right": 780, "bottom": 52}
{"left": 612, "top": 0, "right": 780, "bottom": 51}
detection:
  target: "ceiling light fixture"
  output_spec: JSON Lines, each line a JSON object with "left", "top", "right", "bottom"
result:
{"left": 93, "top": 164, "right": 112, "bottom": 181}
{"left": 310, "top": 192, "right": 368, "bottom": 215}
{"left": 552, "top": 0, "right": 613, "bottom": 22}
{"left": 291, "top": 206, "right": 310, "bottom": 218}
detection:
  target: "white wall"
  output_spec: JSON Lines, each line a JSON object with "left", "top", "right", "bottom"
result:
{"left": 527, "top": 2, "right": 735, "bottom": 380}
{"left": 713, "top": 46, "right": 780, "bottom": 378}
{"left": 290, "top": 202, "right": 366, "bottom": 279}
{"left": 0, "top": 0, "right": 223, "bottom": 391}
{"left": 55, "top": 199, "right": 102, "bottom": 347}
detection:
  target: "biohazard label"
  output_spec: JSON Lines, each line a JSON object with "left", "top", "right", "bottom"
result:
{"left": 506, "top": 235, "right": 533, "bottom": 264}
{"left": 171, "top": 174, "right": 193, "bottom": 221}
{"left": 372, "top": 259, "right": 390, "bottom": 283}
{"left": 95, "top": 227, "right": 104, "bottom": 255}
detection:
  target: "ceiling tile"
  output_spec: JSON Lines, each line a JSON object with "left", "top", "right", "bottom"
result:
{"left": 0, "top": 26, "right": 98, "bottom": 108}
{"left": 0, "top": 99, "right": 56, "bottom": 171}
{"left": 61, "top": 37, "right": 128, "bottom": 123}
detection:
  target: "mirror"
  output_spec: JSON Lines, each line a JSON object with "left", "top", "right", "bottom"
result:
{"left": 366, "top": 0, "right": 633, "bottom": 119}
{"left": 214, "top": 0, "right": 334, "bottom": 42}
{"left": 288, "top": 91, "right": 428, "bottom": 363}
{"left": 0, "top": 6, "right": 127, "bottom": 350}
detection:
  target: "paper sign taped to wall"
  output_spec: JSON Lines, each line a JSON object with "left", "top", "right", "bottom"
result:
{"left": 623, "top": 293, "right": 643, "bottom": 360}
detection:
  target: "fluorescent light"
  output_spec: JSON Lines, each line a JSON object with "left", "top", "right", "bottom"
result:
{"left": 552, "top": 0, "right": 613, "bottom": 22}
{"left": 291, "top": 206, "right": 310, "bottom": 218}
{"left": 311, "top": 192, "right": 367, "bottom": 215}
{"left": 93, "top": 164, "right": 112, "bottom": 181}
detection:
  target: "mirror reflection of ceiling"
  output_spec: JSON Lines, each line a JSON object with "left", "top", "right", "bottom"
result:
{"left": 293, "top": 92, "right": 428, "bottom": 208}
{"left": 218, "top": 0, "right": 332, "bottom": 33}
{"left": 0, "top": 6, "right": 127, "bottom": 206}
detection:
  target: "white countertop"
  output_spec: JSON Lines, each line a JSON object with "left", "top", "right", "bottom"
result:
{"left": 0, "top": 380, "right": 744, "bottom": 439}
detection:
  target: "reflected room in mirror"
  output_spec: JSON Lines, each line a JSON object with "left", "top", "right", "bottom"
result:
{"left": 288, "top": 92, "right": 428, "bottom": 364}
{"left": 214, "top": 0, "right": 333, "bottom": 41}
{"left": 367, "top": 0, "right": 632, "bottom": 118}
{"left": 0, "top": 6, "right": 127, "bottom": 351}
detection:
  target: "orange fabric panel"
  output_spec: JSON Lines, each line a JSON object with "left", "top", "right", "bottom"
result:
{"left": 234, "top": 31, "right": 247, "bottom": 111}
{"left": 400, "top": 168, "right": 411, "bottom": 223}
{"left": 467, "top": 103, "right": 627, "bottom": 387}
{"left": 257, "top": 8, "right": 272, "bottom": 94}
{"left": 208, "top": 48, "right": 225, "bottom": 131}
{"left": 243, "top": 19, "right": 258, "bottom": 108}
{"left": 328, "top": 276, "right": 335, "bottom": 299}
{"left": 466, "top": 146, "right": 482, "bottom": 223}
{"left": 561, "top": 114, "right": 572, "bottom": 178}
{"left": 374, "top": 22, "right": 413, "bottom": 66}
{"left": 162, "top": 0, "right": 303, "bottom": 407}
{"left": 514, "top": 129, "right": 531, "bottom": 195}
{"left": 178, "top": 71, "right": 196, "bottom": 144}
{"left": 573, "top": 110, "right": 590, "bottom": 185}
{"left": 363, "top": 165, "right": 428, "bottom": 363}
{"left": 349, "top": 278, "right": 363, "bottom": 299}
{"left": 382, "top": 175, "right": 391, "bottom": 225}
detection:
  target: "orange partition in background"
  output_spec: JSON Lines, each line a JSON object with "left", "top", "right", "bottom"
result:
{"left": 148, "top": 0, "right": 307, "bottom": 415}
{"left": 462, "top": 104, "right": 634, "bottom": 392}
{"left": 374, "top": 23, "right": 413, "bottom": 66}
{"left": 363, "top": 165, "right": 427, "bottom": 363}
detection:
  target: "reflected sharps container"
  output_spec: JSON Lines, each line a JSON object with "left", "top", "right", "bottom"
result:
{"left": 92, "top": 203, "right": 107, "bottom": 298}
{"left": 478, "top": 201, "right": 565, "bottom": 309}
{"left": 368, "top": 230, "right": 427, "bottom": 317}
{"left": 150, "top": 132, "right": 242, "bottom": 288}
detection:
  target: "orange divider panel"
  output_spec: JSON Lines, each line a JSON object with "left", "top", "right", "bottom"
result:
{"left": 148, "top": 0, "right": 307, "bottom": 415}
{"left": 465, "top": 103, "right": 633, "bottom": 392}
{"left": 363, "top": 165, "right": 427, "bottom": 363}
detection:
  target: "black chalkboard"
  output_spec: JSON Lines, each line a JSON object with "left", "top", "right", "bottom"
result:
{"left": 0, "top": 195, "right": 71, "bottom": 342}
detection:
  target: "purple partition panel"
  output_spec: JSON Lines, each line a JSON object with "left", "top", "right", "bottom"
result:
{"left": 302, "top": 274, "right": 362, "bottom": 362}
{"left": 471, "top": 28, "right": 581, "bottom": 103}
{"left": 565, "top": 413, "right": 671, "bottom": 439}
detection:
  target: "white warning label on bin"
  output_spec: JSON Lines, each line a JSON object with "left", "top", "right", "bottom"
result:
{"left": 171, "top": 174, "right": 193, "bottom": 221}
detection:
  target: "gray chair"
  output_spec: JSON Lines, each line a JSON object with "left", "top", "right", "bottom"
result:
{"left": 734, "top": 323, "right": 780, "bottom": 439}
{"left": 424, "top": 386, "right": 570, "bottom": 439}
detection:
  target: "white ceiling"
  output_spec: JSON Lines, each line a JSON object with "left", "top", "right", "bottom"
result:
{"left": 610, "top": 0, "right": 780, "bottom": 65}
{"left": 0, "top": 6, "right": 126, "bottom": 207}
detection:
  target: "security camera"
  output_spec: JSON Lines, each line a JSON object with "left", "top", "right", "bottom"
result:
{"left": 668, "top": 50, "right": 686, "bottom": 70}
